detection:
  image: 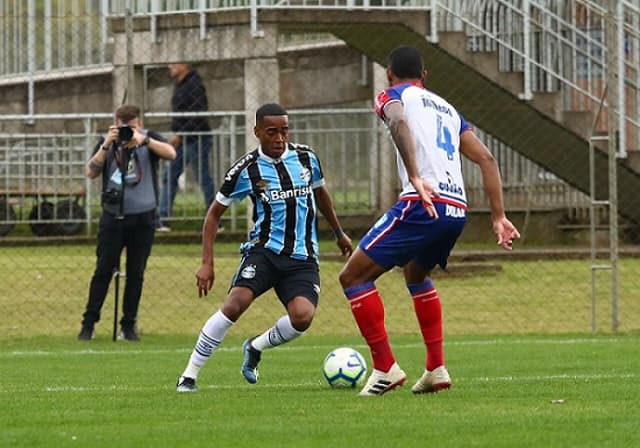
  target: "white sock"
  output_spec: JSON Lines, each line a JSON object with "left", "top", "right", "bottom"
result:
{"left": 252, "top": 315, "right": 304, "bottom": 352}
{"left": 182, "top": 310, "right": 234, "bottom": 379}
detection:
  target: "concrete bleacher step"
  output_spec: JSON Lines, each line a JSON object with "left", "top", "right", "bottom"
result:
{"left": 277, "top": 13, "right": 640, "bottom": 227}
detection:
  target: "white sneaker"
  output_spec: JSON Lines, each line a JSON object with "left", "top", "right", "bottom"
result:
{"left": 358, "top": 362, "right": 407, "bottom": 396}
{"left": 411, "top": 366, "right": 452, "bottom": 394}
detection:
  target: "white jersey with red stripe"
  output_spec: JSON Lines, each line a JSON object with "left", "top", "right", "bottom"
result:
{"left": 375, "top": 81, "right": 471, "bottom": 209}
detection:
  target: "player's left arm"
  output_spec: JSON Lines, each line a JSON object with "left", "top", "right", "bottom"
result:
{"left": 459, "top": 130, "right": 520, "bottom": 250}
{"left": 383, "top": 101, "right": 439, "bottom": 218}
{"left": 314, "top": 185, "right": 353, "bottom": 257}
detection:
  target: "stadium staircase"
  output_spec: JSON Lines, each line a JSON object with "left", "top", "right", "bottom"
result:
{"left": 242, "top": 5, "right": 640, "bottom": 226}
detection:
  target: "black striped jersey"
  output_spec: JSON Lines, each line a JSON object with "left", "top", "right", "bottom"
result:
{"left": 216, "top": 143, "right": 326, "bottom": 261}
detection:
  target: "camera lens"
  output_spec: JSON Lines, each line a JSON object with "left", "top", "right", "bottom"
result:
{"left": 118, "top": 125, "right": 134, "bottom": 142}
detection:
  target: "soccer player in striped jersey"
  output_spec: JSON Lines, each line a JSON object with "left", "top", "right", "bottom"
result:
{"left": 176, "top": 103, "right": 352, "bottom": 392}
{"left": 339, "top": 46, "right": 520, "bottom": 396}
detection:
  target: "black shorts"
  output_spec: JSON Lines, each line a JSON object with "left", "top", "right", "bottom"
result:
{"left": 230, "top": 246, "right": 320, "bottom": 307}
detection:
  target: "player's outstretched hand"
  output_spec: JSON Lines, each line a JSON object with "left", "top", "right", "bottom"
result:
{"left": 195, "top": 263, "right": 215, "bottom": 298}
{"left": 493, "top": 217, "right": 521, "bottom": 251}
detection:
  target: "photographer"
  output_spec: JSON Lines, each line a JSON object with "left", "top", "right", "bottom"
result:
{"left": 78, "top": 104, "right": 176, "bottom": 341}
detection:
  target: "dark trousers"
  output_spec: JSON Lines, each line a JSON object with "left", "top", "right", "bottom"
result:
{"left": 159, "top": 135, "right": 215, "bottom": 220}
{"left": 81, "top": 210, "right": 156, "bottom": 328}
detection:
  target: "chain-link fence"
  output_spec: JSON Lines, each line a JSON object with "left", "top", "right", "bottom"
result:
{"left": 1, "top": 0, "right": 639, "bottom": 340}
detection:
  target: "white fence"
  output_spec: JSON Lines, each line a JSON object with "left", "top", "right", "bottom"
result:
{"left": 3, "top": 1, "right": 639, "bottom": 154}
{"left": 434, "top": 0, "right": 640, "bottom": 157}
{"left": 0, "top": 109, "right": 589, "bottom": 237}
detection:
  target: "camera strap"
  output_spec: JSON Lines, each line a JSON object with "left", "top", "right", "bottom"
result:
{"left": 101, "top": 140, "right": 111, "bottom": 194}
{"left": 117, "top": 159, "right": 126, "bottom": 220}
{"left": 113, "top": 146, "right": 142, "bottom": 186}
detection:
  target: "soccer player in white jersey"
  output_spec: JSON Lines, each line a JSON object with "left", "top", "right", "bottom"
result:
{"left": 339, "top": 46, "right": 520, "bottom": 396}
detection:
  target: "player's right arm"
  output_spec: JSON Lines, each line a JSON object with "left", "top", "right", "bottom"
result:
{"left": 196, "top": 152, "right": 255, "bottom": 297}
{"left": 383, "top": 101, "right": 439, "bottom": 218}
{"left": 196, "top": 200, "right": 227, "bottom": 297}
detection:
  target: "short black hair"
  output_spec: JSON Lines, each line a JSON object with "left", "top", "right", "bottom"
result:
{"left": 388, "top": 46, "right": 424, "bottom": 79}
{"left": 256, "top": 103, "right": 288, "bottom": 124}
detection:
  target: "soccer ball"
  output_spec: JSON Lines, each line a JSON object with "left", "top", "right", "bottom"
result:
{"left": 322, "top": 347, "right": 367, "bottom": 388}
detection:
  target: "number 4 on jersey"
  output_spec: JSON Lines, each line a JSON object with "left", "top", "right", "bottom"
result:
{"left": 436, "top": 115, "right": 455, "bottom": 160}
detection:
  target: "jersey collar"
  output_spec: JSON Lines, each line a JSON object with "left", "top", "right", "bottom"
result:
{"left": 258, "top": 143, "right": 289, "bottom": 163}
{"left": 391, "top": 80, "right": 424, "bottom": 89}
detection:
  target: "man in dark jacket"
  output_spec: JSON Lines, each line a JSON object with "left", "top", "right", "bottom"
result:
{"left": 158, "top": 63, "right": 215, "bottom": 231}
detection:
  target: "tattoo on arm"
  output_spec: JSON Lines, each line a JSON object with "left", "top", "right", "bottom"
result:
{"left": 88, "top": 159, "right": 104, "bottom": 173}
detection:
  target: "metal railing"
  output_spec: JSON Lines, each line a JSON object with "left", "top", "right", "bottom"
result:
{"left": 433, "top": 0, "right": 640, "bottom": 156}
{"left": 0, "top": 109, "right": 382, "bottom": 235}
{"left": 3, "top": 1, "right": 639, "bottom": 155}
{"left": 0, "top": 0, "right": 112, "bottom": 79}
{"left": 0, "top": 109, "right": 590, "bottom": 237}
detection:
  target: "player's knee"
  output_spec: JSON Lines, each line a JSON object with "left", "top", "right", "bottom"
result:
{"left": 338, "top": 266, "right": 354, "bottom": 289}
{"left": 290, "top": 313, "right": 313, "bottom": 332}
{"left": 220, "top": 302, "right": 243, "bottom": 322}
{"left": 288, "top": 304, "right": 315, "bottom": 331}
{"left": 221, "top": 290, "right": 253, "bottom": 321}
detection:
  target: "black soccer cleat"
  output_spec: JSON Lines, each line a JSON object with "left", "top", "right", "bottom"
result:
{"left": 176, "top": 376, "right": 197, "bottom": 392}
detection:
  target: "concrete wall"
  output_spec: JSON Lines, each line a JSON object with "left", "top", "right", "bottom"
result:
{"left": 0, "top": 44, "right": 372, "bottom": 135}
{"left": 0, "top": 73, "right": 114, "bottom": 134}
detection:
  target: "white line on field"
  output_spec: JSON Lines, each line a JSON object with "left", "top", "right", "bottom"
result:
{"left": 472, "top": 373, "right": 637, "bottom": 382}
{"left": 23, "top": 372, "right": 634, "bottom": 394}
{"left": 0, "top": 336, "right": 631, "bottom": 358}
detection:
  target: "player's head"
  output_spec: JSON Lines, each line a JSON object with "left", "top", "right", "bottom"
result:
{"left": 386, "top": 45, "right": 426, "bottom": 85}
{"left": 254, "top": 103, "right": 289, "bottom": 159}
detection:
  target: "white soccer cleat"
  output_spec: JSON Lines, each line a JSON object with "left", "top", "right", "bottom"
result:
{"left": 358, "top": 362, "right": 407, "bottom": 396}
{"left": 411, "top": 365, "right": 452, "bottom": 394}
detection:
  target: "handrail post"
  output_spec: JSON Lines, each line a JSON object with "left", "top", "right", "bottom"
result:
{"left": 27, "top": 0, "right": 36, "bottom": 123}
{"left": 150, "top": 0, "right": 161, "bottom": 44}
{"left": 519, "top": 0, "right": 533, "bottom": 100}
{"left": 199, "top": 0, "right": 208, "bottom": 40}
{"left": 250, "top": 0, "right": 265, "bottom": 38}
{"left": 616, "top": 0, "right": 626, "bottom": 158}
{"left": 429, "top": 0, "right": 439, "bottom": 43}
{"left": 605, "top": 1, "right": 620, "bottom": 332}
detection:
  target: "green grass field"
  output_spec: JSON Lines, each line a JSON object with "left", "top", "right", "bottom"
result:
{"left": 3, "top": 243, "right": 640, "bottom": 339}
{"left": 2, "top": 242, "right": 639, "bottom": 447}
{"left": 2, "top": 333, "right": 638, "bottom": 448}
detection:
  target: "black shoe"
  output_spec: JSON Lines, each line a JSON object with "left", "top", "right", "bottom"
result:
{"left": 119, "top": 326, "right": 140, "bottom": 341}
{"left": 176, "top": 376, "right": 197, "bottom": 392}
{"left": 241, "top": 336, "right": 262, "bottom": 384}
{"left": 77, "top": 325, "right": 95, "bottom": 341}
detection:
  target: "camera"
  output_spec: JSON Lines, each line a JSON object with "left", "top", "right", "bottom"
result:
{"left": 117, "top": 125, "right": 134, "bottom": 143}
{"left": 102, "top": 188, "right": 122, "bottom": 205}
